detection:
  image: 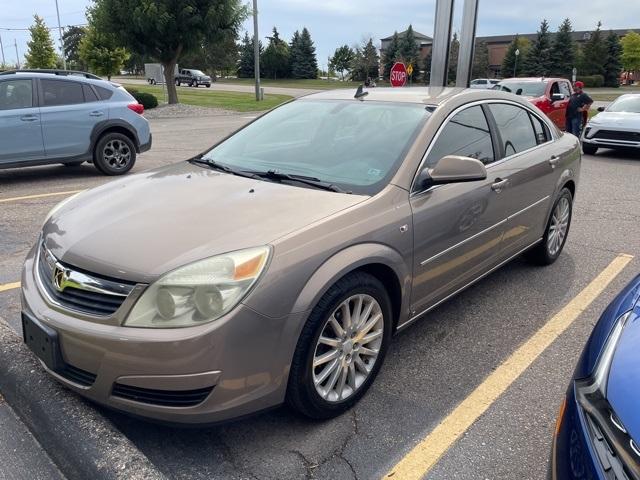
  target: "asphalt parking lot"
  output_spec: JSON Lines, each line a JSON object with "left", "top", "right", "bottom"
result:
{"left": 1, "top": 112, "right": 639, "bottom": 480}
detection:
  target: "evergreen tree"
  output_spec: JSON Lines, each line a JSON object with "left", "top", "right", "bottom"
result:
{"left": 549, "top": 18, "right": 576, "bottom": 78}
{"left": 291, "top": 28, "right": 317, "bottom": 79}
{"left": 604, "top": 31, "right": 623, "bottom": 87}
{"left": 25, "top": 15, "right": 57, "bottom": 69}
{"left": 472, "top": 41, "right": 490, "bottom": 78}
{"left": 62, "top": 25, "right": 87, "bottom": 70}
{"left": 581, "top": 22, "right": 607, "bottom": 76}
{"left": 262, "top": 27, "right": 290, "bottom": 79}
{"left": 289, "top": 30, "right": 302, "bottom": 77}
{"left": 238, "top": 32, "right": 262, "bottom": 78}
{"left": 330, "top": 45, "right": 355, "bottom": 80}
{"left": 383, "top": 32, "right": 400, "bottom": 80}
{"left": 398, "top": 25, "right": 420, "bottom": 81}
{"left": 502, "top": 35, "right": 530, "bottom": 77}
{"left": 448, "top": 33, "right": 460, "bottom": 84}
{"left": 522, "top": 20, "right": 553, "bottom": 76}
{"left": 351, "top": 38, "right": 379, "bottom": 81}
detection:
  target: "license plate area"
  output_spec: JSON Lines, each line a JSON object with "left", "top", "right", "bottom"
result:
{"left": 22, "top": 313, "right": 64, "bottom": 372}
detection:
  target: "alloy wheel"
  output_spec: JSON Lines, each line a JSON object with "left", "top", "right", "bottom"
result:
{"left": 547, "top": 197, "right": 570, "bottom": 256}
{"left": 103, "top": 140, "right": 131, "bottom": 170}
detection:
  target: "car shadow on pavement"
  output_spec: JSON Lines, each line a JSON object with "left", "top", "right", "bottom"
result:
{"left": 102, "top": 253, "right": 576, "bottom": 480}
{"left": 0, "top": 164, "right": 104, "bottom": 187}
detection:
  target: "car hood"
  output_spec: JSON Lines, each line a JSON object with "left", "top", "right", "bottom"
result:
{"left": 607, "top": 296, "right": 640, "bottom": 443}
{"left": 43, "top": 162, "right": 367, "bottom": 283}
{"left": 589, "top": 111, "right": 640, "bottom": 129}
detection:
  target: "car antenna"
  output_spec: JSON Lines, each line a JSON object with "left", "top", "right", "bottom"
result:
{"left": 354, "top": 85, "right": 369, "bottom": 101}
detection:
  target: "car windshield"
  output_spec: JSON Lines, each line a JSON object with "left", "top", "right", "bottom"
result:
{"left": 191, "top": 70, "right": 206, "bottom": 76}
{"left": 607, "top": 96, "right": 640, "bottom": 113}
{"left": 495, "top": 82, "right": 546, "bottom": 97}
{"left": 201, "top": 100, "right": 430, "bottom": 195}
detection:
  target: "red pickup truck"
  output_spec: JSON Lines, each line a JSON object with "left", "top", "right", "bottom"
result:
{"left": 493, "top": 77, "right": 577, "bottom": 131}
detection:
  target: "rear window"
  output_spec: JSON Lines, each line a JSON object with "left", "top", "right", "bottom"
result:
{"left": 94, "top": 85, "right": 114, "bottom": 100}
{"left": 82, "top": 84, "right": 99, "bottom": 102}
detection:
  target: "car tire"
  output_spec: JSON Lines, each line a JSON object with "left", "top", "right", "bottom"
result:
{"left": 582, "top": 143, "right": 598, "bottom": 155}
{"left": 150, "top": 79, "right": 156, "bottom": 85}
{"left": 94, "top": 133, "right": 136, "bottom": 176}
{"left": 286, "top": 272, "right": 392, "bottom": 419}
{"left": 525, "top": 188, "right": 573, "bottom": 266}
{"left": 63, "top": 161, "right": 84, "bottom": 167}
{"left": 191, "top": 80, "right": 196, "bottom": 87}
{"left": 206, "top": 84, "right": 211, "bottom": 88}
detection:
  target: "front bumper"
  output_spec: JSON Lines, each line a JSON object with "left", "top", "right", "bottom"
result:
{"left": 582, "top": 126, "right": 640, "bottom": 149}
{"left": 21, "top": 245, "right": 305, "bottom": 424}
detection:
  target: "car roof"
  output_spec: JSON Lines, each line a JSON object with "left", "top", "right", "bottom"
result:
{"left": 0, "top": 71, "right": 117, "bottom": 88}
{"left": 499, "top": 77, "right": 570, "bottom": 83}
{"left": 301, "top": 86, "right": 530, "bottom": 107}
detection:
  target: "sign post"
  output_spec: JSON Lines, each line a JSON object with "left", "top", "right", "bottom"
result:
{"left": 407, "top": 63, "right": 414, "bottom": 86}
{"left": 390, "top": 62, "right": 408, "bottom": 87}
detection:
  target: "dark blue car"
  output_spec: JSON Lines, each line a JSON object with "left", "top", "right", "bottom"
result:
{"left": 552, "top": 274, "right": 640, "bottom": 479}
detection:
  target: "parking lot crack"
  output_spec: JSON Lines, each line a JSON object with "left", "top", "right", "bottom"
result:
{"left": 290, "top": 450, "right": 317, "bottom": 479}
{"left": 218, "top": 439, "right": 261, "bottom": 480}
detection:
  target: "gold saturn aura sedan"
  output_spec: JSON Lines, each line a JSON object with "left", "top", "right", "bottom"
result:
{"left": 21, "top": 87, "right": 580, "bottom": 424}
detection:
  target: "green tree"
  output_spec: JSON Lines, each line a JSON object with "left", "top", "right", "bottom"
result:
{"left": 262, "top": 27, "right": 290, "bottom": 79}
{"left": 24, "top": 15, "right": 57, "bottom": 69}
{"left": 95, "top": 0, "right": 247, "bottom": 104}
{"left": 502, "top": 35, "right": 531, "bottom": 77}
{"left": 398, "top": 25, "right": 420, "bottom": 81}
{"left": 522, "top": 20, "right": 553, "bottom": 76}
{"left": 448, "top": 33, "right": 460, "bottom": 84}
{"left": 383, "top": 32, "right": 400, "bottom": 80}
{"left": 290, "top": 27, "right": 317, "bottom": 79}
{"left": 549, "top": 18, "right": 576, "bottom": 78}
{"left": 472, "top": 41, "right": 490, "bottom": 78}
{"left": 62, "top": 25, "right": 87, "bottom": 70}
{"left": 237, "top": 32, "right": 262, "bottom": 78}
{"left": 581, "top": 22, "right": 607, "bottom": 76}
{"left": 621, "top": 31, "right": 640, "bottom": 80}
{"left": 604, "top": 31, "right": 623, "bottom": 87}
{"left": 330, "top": 45, "right": 355, "bottom": 80}
{"left": 79, "top": 25, "right": 129, "bottom": 80}
{"left": 351, "top": 38, "right": 379, "bottom": 81}
{"left": 422, "top": 49, "right": 432, "bottom": 84}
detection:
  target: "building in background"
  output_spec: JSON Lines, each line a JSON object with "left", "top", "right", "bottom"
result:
{"left": 380, "top": 30, "right": 433, "bottom": 63}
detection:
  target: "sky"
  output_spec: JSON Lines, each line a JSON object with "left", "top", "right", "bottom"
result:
{"left": 1, "top": 0, "right": 640, "bottom": 69}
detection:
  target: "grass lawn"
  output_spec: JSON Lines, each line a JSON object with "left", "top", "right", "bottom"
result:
{"left": 216, "top": 78, "right": 363, "bottom": 90}
{"left": 122, "top": 83, "right": 292, "bottom": 112}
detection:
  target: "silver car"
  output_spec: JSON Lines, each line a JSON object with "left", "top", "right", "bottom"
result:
{"left": 582, "top": 94, "right": 640, "bottom": 155}
{"left": 21, "top": 87, "right": 580, "bottom": 424}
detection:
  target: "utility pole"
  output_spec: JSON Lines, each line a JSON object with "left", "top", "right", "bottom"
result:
{"left": 0, "top": 33, "right": 5, "bottom": 66}
{"left": 14, "top": 39, "right": 20, "bottom": 69}
{"left": 54, "top": 0, "right": 67, "bottom": 70}
{"left": 252, "top": 0, "right": 261, "bottom": 101}
{"left": 514, "top": 49, "right": 520, "bottom": 77}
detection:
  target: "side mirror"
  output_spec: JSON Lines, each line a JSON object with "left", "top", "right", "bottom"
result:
{"left": 597, "top": 106, "right": 605, "bottom": 112}
{"left": 551, "top": 93, "right": 565, "bottom": 102}
{"left": 418, "top": 155, "right": 487, "bottom": 189}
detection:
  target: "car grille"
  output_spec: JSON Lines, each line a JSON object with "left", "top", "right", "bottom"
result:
{"left": 593, "top": 130, "right": 640, "bottom": 142}
{"left": 59, "top": 363, "right": 97, "bottom": 387}
{"left": 37, "top": 245, "right": 135, "bottom": 317}
{"left": 111, "top": 383, "right": 214, "bottom": 407}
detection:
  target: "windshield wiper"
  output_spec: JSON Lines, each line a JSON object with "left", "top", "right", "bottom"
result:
{"left": 246, "top": 170, "right": 349, "bottom": 193}
{"left": 190, "top": 157, "right": 261, "bottom": 180}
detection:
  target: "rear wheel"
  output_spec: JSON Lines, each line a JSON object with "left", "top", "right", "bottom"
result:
{"left": 150, "top": 79, "right": 156, "bottom": 85}
{"left": 286, "top": 272, "right": 392, "bottom": 419}
{"left": 94, "top": 133, "right": 136, "bottom": 176}
{"left": 525, "top": 188, "right": 573, "bottom": 265}
{"left": 582, "top": 142, "right": 598, "bottom": 155}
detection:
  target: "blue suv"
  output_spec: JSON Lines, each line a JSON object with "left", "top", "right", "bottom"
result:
{"left": 0, "top": 70, "right": 151, "bottom": 175}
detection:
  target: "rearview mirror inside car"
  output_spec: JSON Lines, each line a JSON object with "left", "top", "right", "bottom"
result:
{"left": 418, "top": 155, "right": 488, "bottom": 189}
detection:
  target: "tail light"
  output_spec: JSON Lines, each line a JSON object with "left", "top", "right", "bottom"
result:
{"left": 127, "top": 103, "right": 144, "bottom": 115}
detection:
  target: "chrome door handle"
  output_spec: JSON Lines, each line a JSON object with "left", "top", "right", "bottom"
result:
{"left": 20, "top": 115, "right": 38, "bottom": 122}
{"left": 549, "top": 155, "right": 560, "bottom": 168}
{"left": 89, "top": 111, "right": 104, "bottom": 117}
{"left": 491, "top": 179, "right": 509, "bottom": 193}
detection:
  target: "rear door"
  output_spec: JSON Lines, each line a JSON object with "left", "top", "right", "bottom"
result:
{"left": 409, "top": 105, "right": 507, "bottom": 317}
{"left": 39, "top": 78, "right": 108, "bottom": 159}
{"left": 0, "top": 78, "right": 44, "bottom": 163}
{"left": 484, "top": 102, "right": 558, "bottom": 256}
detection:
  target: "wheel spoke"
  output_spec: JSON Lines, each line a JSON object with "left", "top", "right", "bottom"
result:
{"left": 359, "top": 346, "right": 378, "bottom": 357}
{"left": 336, "top": 366, "right": 348, "bottom": 400}
{"left": 354, "top": 313, "right": 382, "bottom": 342}
{"left": 347, "top": 363, "right": 357, "bottom": 389}
{"left": 353, "top": 295, "right": 363, "bottom": 328}
{"left": 360, "top": 330, "right": 383, "bottom": 345}
{"left": 354, "top": 353, "right": 369, "bottom": 373}
{"left": 319, "top": 336, "right": 341, "bottom": 348}
{"left": 329, "top": 317, "right": 345, "bottom": 338}
{"left": 341, "top": 302, "right": 352, "bottom": 330}
{"left": 325, "top": 361, "right": 343, "bottom": 393}
{"left": 314, "top": 349, "right": 340, "bottom": 368}
{"left": 315, "top": 358, "right": 340, "bottom": 386}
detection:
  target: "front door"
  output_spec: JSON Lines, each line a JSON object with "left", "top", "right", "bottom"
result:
{"left": 0, "top": 78, "right": 45, "bottom": 164}
{"left": 409, "top": 105, "right": 507, "bottom": 318}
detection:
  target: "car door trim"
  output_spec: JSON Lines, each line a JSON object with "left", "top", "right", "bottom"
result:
{"left": 419, "top": 218, "right": 508, "bottom": 266}
{"left": 507, "top": 195, "right": 550, "bottom": 221}
{"left": 400, "top": 237, "right": 543, "bottom": 331}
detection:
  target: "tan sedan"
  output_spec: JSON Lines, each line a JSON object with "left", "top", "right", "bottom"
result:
{"left": 21, "top": 87, "right": 580, "bottom": 423}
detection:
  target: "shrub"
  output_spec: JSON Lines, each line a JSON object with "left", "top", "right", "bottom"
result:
{"left": 130, "top": 91, "right": 158, "bottom": 109}
{"left": 576, "top": 75, "right": 605, "bottom": 88}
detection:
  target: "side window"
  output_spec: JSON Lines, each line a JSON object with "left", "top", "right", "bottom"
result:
{"left": 93, "top": 85, "right": 114, "bottom": 100}
{"left": 425, "top": 106, "right": 495, "bottom": 167}
{"left": 82, "top": 84, "right": 99, "bottom": 102}
{"left": 0, "top": 79, "right": 33, "bottom": 110}
{"left": 550, "top": 82, "right": 560, "bottom": 96}
{"left": 41, "top": 79, "right": 84, "bottom": 107}
{"left": 488, "top": 104, "right": 538, "bottom": 156}
{"left": 559, "top": 82, "right": 571, "bottom": 97}
{"left": 529, "top": 113, "right": 551, "bottom": 145}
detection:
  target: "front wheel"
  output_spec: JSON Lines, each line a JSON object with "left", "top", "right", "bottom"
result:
{"left": 94, "top": 133, "right": 136, "bottom": 176}
{"left": 286, "top": 272, "right": 392, "bottom": 419}
{"left": 525, "top": 188, "right": 573, "bottom": 265}
{"left": 582, "top": 142, "right": 598, "bottom": 155}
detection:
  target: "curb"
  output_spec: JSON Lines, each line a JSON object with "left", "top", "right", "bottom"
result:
{"left": 0, "top": 319, "right": 166, "bottom": 480}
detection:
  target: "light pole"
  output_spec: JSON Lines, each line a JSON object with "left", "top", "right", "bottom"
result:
{"left": 252, "top": 0, "right": 261, "bottom": 101}
{"left": 513, "top": 49, "right": 520, "bottom": 78}
{"left": 0, "top": 34, "right": 5, "bottom": 66}
{"left": 54, "top": 0, "right": 67, "bottom": 70}
{"left": 14, "top": 39, "right": 20, "bottom": 69}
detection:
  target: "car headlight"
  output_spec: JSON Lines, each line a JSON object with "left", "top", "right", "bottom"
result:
{"left": 592, "top": 310, "right": 631, "bottom": 396}
{"left": 43, "top": 192, "right": 82, "bottom": 225}
{"left": 124, "top": 246, "right": 270, "bottom": 328}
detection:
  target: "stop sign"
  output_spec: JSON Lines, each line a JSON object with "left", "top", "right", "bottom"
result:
{"left": 390, "top": 62, "right": 408, "bottom": 87}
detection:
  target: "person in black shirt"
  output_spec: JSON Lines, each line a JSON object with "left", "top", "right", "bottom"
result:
{"left": 565, "top": 81, "right": 593, "bottom": 137}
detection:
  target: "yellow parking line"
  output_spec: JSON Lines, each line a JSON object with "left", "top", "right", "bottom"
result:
{"left": 385, "top": 253, "right": 634, "bottom": 480}
{"left": 0, "top": 282, "right": 21, "bottom": 293}
{"left": 0, "top": 190, "right": 83, "bottom": 204}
